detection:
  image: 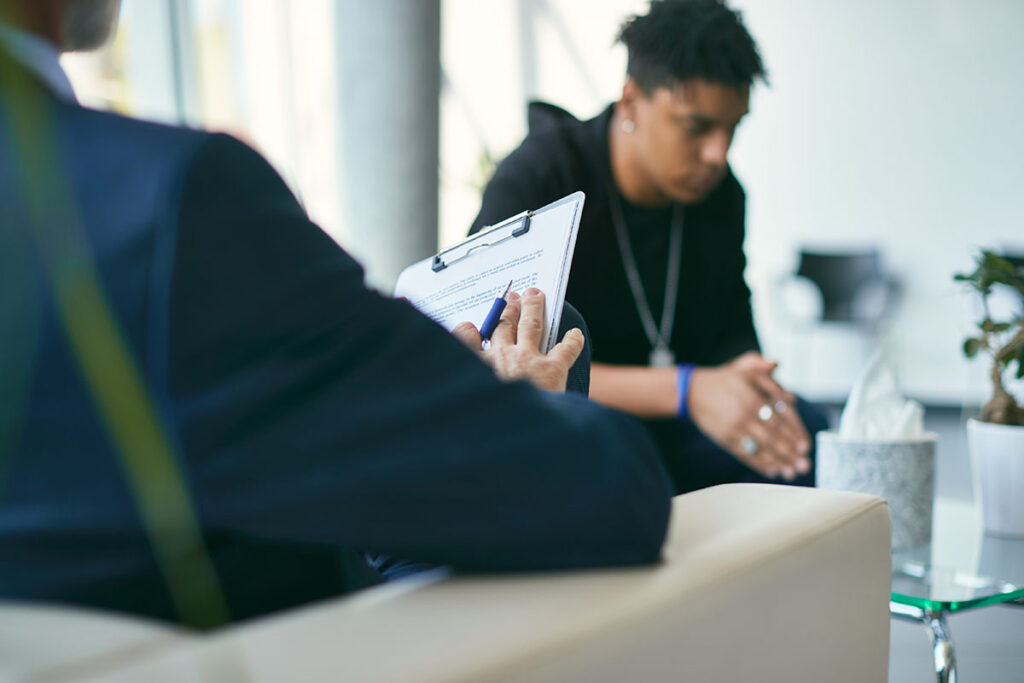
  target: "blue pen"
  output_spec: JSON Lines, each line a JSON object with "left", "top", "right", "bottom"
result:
{"left": 479, "top": 280, "right": 514, "bottom": 341}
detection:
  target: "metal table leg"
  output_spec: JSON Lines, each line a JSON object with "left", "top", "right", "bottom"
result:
{"left": 891, "top": 601, "right": 957, "bottom": 683}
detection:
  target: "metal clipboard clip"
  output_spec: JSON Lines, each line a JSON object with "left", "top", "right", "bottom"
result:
{"left": 431, "top": 210, "right": 533, "bottom": 273}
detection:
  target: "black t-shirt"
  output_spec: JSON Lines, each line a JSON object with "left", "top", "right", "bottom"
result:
{"left": 470, "top": 102, "right": 759, "bottom": 367}
{"left": 610, "top": 194, "right": 676, "bottom": 363}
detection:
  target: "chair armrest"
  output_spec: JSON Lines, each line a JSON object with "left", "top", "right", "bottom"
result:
{"left": 0, "top": 601, "right": 191, "bottom": 681}
{"left": 79, "top": 484, "right": 891, "bottom": 683}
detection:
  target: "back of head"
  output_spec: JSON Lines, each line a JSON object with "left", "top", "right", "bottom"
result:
{"left": 617, "top": 0, "right": 766, "bottom": 94}
{"left": 60, "top": 0, "right": 121, "bottom": 51}
{"left": 0, "top": 0, "right": 120, "bottom": 52}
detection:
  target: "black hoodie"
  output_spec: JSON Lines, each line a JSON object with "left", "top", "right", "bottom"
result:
{"left": 471, "top": 101, "right": 759, "bottom": 368}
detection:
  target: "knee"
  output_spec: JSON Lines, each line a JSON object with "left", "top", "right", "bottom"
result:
{"left": 559, "top": 302, "right": 591, "bottom": 396}
{"left": 558, "top": 303, "right": 591, "bottom": 360}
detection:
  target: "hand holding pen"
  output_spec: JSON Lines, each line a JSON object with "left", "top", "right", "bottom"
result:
{"left": 479, "top": 280, "right": 514, "bottom": 344}
{"left": 452, "top": 286, "right": 584, "bottom": 393}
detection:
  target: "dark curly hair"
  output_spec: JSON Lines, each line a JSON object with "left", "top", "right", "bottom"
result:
{"left": 617, "top": 0, "right": 767, "bottom": 94}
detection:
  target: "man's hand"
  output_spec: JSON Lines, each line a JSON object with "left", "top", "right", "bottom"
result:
{"left": 688, "top": 351, "right": 811, "bottom": 480}
{"left": 452, "top": 288, "right": 584, "bottom": 393}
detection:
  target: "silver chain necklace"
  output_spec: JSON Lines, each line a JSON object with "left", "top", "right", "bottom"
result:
{"left": 606, "top": 187, "right": 684, "bottom": 367}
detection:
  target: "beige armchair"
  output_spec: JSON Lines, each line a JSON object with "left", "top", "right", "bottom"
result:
{"left": 4, "top": 484, "right": 891, "bottom": 682}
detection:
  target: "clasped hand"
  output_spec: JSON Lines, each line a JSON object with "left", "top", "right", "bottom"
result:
{"left": 452, "top": 288, "right": 584, "bottom": 393}
{"left": 689, "top": 351, "right": 812, "bottom": 480}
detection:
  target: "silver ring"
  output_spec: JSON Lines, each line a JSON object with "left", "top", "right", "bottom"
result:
{"left": 774, "top": 400, "right": 789, "bottom": 415}
{"left": 740, "top": 435, "right": 758, "bottom": 456}
{"left": 757, "top": 404, "right": 774, "bottom": 422}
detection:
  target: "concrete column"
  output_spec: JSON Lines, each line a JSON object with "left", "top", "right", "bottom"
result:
{"left": 517, "top": 0, "right": 539, "bottom": 105}
{"left": 334, "top": 0, "right": 441, "bottom": 292}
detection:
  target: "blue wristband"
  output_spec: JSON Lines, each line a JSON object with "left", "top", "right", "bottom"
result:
{"left": 676, "top": 363, "right": 695, "bottom": 419}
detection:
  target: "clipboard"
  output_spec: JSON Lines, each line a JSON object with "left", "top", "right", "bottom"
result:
{"left": 394, "top": 192, "right": 585, "bottom": 352}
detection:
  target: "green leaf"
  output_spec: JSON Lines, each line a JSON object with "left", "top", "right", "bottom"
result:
{"left": 982, "top": 251, "right": 1024, "bottom": 290}
{"left": 953, "top": 250, "right": 1024, "bottom": 308}
{"left": 963, "top": 337, "right": 985, "bottom": 358}
{"left": 981, "top": 319, "right": 1013, "bottom": 334}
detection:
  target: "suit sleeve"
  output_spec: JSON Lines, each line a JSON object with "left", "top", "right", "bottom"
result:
{"left": 167, "top": 134, "right": 672, "bottom": 572}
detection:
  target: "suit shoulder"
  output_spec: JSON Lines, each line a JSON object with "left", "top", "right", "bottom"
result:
{"left": 61, "top": 105, "right": 281, "bottom": 179}
{"left": 57, "top": 104, "right": 292, "bottom": 210}
{"left": 181, "top": 132, "right": 299, "bottom": 209}
{"left": 60, "top": 102, "right": 210, "bottom": 155}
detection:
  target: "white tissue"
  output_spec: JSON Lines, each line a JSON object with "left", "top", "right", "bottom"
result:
{"left": 838, "top": 351, "right": 924, "bottom": 440}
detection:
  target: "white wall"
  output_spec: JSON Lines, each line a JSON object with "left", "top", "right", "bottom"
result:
{"left": 730, "top": 0, "right": 1024, "bottom": 404}
{"left": 441, "top": 0, "right": 1024, "bottom": 406}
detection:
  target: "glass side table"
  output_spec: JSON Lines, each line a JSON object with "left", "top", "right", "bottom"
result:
{"left": 890, "top": 499, "right": 1024, "bottom": 683}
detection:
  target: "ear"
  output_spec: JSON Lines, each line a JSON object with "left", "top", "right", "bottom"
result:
{"left": 616, "top": 77, "right": 644, "bottom": 123}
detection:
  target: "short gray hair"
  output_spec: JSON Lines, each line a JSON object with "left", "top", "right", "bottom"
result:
{"left": 60, "top": 0, "right": 121, "bottom": 51}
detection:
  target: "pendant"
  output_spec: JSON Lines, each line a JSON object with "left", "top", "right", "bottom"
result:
{"left": 649, "top": 345, "right": 675, "bottom": 368}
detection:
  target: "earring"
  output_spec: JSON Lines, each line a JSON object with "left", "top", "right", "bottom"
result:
{"left": 621, "top": 119, "right": 636, "bottom": 133}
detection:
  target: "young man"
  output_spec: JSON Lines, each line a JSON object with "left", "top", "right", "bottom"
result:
{"left": 471, "top": 0, "right": 827, "bottom": 493}
{"left": 0, "top": 0, "right": 672, "bottom": 627}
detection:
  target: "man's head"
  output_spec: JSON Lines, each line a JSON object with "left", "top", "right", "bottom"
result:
{"left": 61, "top": 0, "right": 121, "bottom": 51}
{"left": 614, "top": 0, "right": 765, "bottom": 204}
{"left": 0, "top": 0, "right": 121, "bottom": 52}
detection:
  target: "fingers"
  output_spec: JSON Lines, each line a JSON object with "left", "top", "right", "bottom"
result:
{"left": 741, "top": 357, "right": 810, "bottom": 460}
{"left": 749, "top": 371, "right": 797, "bottom": 407}
{"left": 694, "top": 354, "right": 813, "bottom": 481}
{"left": 733, "top": 426, "right": 780, "bottom": 479}
{"left": 742, "top": 421, "right": 803, "bottom": 480}
{"left": 451, "top": 321, "right": 483, "bottom": 353}
{"left": 734, "top": 351, "right": 775, "bottom": 373}
{"left": 773, "top": 405, "right": 811, "bottom": 457}
{"left": 737, "top": 382, "right": 811, "bottom": 479}
{"left": 517, "top": 288, "right": 547, "bottom": 350}
{"left": 548, "top": 328, "right": 584, "bottom": 367}
{"left": 749, "top": 374, "right": 810, "bottom": 456}
{"left": 753, "top": 407, "right": 811, "bottom": 472}
{"left": 490, "top": 291, "right": 521, "bottom": 347}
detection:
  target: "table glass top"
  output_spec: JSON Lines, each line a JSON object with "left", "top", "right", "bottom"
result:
{"left": 890, "top": 499, "right": 1024, "bottom": 612}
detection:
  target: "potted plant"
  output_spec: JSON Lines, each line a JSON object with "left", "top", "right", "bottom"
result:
{"left": 955, "top": 250, "right": 1024, "bottom": 536}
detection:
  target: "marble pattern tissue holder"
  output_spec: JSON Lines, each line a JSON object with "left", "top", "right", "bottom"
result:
{"left": 816, "top": 353, "right": 937, "bottom": 550}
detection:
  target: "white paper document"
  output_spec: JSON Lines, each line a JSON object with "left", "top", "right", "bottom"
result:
{"left": 394, "top": 192, "right": 584, "bottom": 352}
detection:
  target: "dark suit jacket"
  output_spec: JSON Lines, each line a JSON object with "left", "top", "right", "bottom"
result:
{"left": 0, "top": 51, "right": 672, "bottom": 626}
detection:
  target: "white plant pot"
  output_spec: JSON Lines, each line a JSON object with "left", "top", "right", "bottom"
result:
{"left": 967, "top": 418, "right": 1024, "bottom": 537}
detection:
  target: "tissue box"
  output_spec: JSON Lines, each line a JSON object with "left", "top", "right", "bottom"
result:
{"left": 816, "top": 431, "right": 937, "bottom": 550}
